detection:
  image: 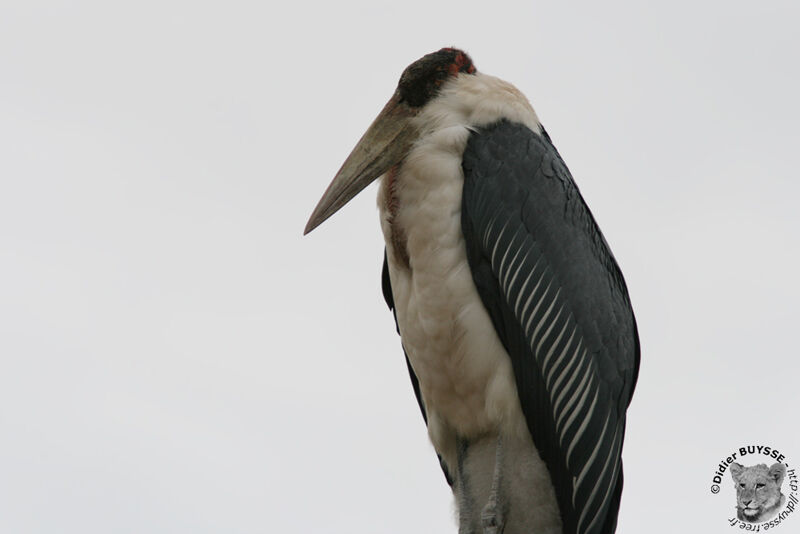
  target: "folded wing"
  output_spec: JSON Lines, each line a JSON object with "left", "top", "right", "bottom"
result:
{"left": 460, "top": 120, "right": 640, "bottom": 534}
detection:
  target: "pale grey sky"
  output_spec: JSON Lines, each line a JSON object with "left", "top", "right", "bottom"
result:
{"left": 1, "top": 1, "right": 798, "bottom": 533}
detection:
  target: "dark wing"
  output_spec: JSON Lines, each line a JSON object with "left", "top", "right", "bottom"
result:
{"left": 382, "top": 252, "right": 454, "bottom": 486}
{"left": 461, "top": 120, "right": 639, "bottom": 534}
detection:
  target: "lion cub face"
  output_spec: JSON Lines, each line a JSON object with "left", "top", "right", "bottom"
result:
{"left": 730, "top": 462, "right": 786, "bottom": 523}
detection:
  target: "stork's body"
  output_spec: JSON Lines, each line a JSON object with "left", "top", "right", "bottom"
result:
{"left": 305, "top": 49, "right": 639, "bottom": 534}
{"left": 379, "top": 73, "right": 561, "bottom": 532}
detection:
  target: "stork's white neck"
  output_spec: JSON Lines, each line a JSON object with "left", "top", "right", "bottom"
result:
{"left": 379, "top": 73, "right": 542, "bottom": 269}
{"left": 413, "top": 72, "right": 542, "bottom": 137}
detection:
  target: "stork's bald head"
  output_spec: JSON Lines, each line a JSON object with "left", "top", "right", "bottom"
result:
{"left": 397, "top": 48, "right": 477, "bottom": 107}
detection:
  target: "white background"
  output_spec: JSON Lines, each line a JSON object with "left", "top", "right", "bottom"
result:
{"left": 1, "top": 1, "right": 798, "bottom": 532}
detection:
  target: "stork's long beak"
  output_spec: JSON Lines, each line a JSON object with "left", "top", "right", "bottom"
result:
{"left": 304, "top": 92, "right": 419, "bottom": 235}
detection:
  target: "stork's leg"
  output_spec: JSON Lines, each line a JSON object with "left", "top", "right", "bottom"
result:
{"left": 456, "top": 438, "right": 478, "bottom": 534}
{"left": 481, "top": 434, "right": 507, "bottom": 534}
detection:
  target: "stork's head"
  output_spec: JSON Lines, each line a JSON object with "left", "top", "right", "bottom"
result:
{"left": 304, "top": 48, "right": 476, "bottom": 234}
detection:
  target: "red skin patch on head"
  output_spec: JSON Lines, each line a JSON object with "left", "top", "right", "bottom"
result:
{"left": 447, "top": 50, "right": 476, "bottom": 76}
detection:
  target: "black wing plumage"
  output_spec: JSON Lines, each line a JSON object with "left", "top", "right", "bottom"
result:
{"left": 461, "top": 120, "right": 639, "bottom": 534}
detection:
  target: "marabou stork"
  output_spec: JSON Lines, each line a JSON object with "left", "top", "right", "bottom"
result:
{"left": 304, "top": 48, "right": 639, "bottom": 534}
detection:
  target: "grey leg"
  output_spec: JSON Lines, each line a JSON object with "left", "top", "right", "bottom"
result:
{"left": 481, "top": 434, "right": 507, "bottom": 534}
{"left": 456, "top": 438, "right": 478, "bottom": 534}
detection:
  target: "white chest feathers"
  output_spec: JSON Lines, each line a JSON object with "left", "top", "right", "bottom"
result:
{"left": 377, "top": 73, "right": 542, "bottom": 447}
{"left": 380, "top": 123, "right": 521, "bottom": 443}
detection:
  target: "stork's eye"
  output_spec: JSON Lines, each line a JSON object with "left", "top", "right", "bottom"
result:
{"left": 756, "top": 483, "right": 765, "bottom": 488}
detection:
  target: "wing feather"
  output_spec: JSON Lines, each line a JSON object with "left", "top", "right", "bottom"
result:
{"left": 461, "top": 120, "right": 639, "bottom": 534}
